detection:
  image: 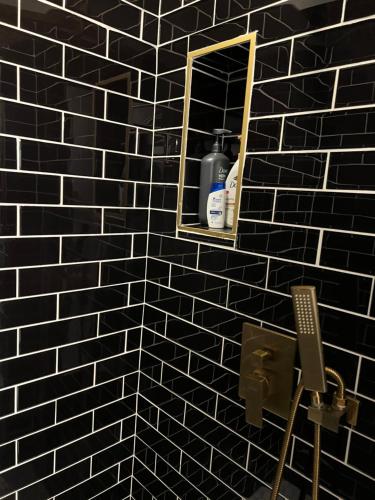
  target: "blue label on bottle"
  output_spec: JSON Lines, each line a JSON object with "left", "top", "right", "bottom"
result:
{"left": 209, "top": 182, "right": 225, "bottom": 193}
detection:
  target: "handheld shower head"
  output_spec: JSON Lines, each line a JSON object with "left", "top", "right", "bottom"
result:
{"left": 291, "top": 286, "right": 327, "bottom": 393}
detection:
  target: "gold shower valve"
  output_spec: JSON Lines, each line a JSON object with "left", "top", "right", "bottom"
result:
{"left": 239, "top": 324, "right": 296, "bottom": 428}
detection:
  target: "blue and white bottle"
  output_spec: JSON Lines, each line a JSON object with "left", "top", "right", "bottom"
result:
{"left": 207, "top": 182, "right": 226, "bottom": 229}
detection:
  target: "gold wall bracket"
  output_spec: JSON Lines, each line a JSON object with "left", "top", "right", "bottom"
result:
{"left": 308, "top": 395, "right": 360, "bottom": 433}
{"left": 239, "top": 323, "right": 297, "bottom": 428}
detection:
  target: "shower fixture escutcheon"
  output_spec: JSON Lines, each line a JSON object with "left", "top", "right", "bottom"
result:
{"left": 239, "top": 285, "right": 359, "bottom": 500}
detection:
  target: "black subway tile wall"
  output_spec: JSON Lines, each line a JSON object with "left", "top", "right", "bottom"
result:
{"left": 0, "top": 0, "right": 153, "bottom": 497}
{"left": 138, "top": 0, "right": 375, "bottom": 498}
{"left": 1, "top": 0, "right": 375, "bottom": 498}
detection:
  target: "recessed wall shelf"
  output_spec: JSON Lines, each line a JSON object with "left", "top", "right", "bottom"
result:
{"left": 177, "top": 32, "right": 256, "bottom": 241}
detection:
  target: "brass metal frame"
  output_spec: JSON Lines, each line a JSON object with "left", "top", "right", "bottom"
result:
{"left": 176, "top": 32, "right": 257, "bottom": 240}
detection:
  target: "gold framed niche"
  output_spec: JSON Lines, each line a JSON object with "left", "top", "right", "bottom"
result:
{"left": 177, "top": 32, "right": 257, "bottom": 240}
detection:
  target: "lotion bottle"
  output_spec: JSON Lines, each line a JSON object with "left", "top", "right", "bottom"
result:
{"left": 198, "top": 128, "right": 231, "bottom": 226}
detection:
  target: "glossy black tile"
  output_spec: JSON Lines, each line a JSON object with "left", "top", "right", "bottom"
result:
{"left": 140, "top": 73, "right": 156, "bottom": 101}
{"left": 63, "top": 177, "right": 134, "bottom": 207}
{"left": 156, "top": 69, "right": 185, "bottom": 101}
{"left": 0, "top": 62, "right": 17, "bottom": 99}
{"left": 21, "top": 140, "right": 102, "bottom": 177}
{"left": 149, "top": 209, "right": 176, "bottom": 236}
{"left": 107, "top": 93, "right": 154, "bottom": 127}
{"left": 155, "top": 99, "right": 184, "bottom": 129}
{"left": 348, "top": 433, "right": 374, "bottom": 477}
{"left": 58, "top": 334, "right": 125, "bottom": 371}
{"left": 126, "top": 0, "right": 158, "bottom": 14}
{"left": 255, "top": 41, "right": 291, "bottom": 81}
{"left": 166, "top": 316, "right": 222, "bottom": 363}
{"left": 240, "top": 188, "right": 275, "bottom": 220}
{"left": 105, "top": 152, "right": 151, "bottom": 182}
{"left": 345, "top": 0, "right": 375, "bottom": 20}
{"left": 60, "top": 284, "right": 128, "bottom": 318}
{"left": 56, "top": 424, "right": 120, "bottom": 470}
{"left": 189, "top": 353, "right": 240, "bottom": 402}
{"left": 20, "top": 314, "right": 97, "bottom": 354}
{"left": 189, "top": 15, "right": 247, "bottom": 52}
{"left": 137, "top": 129, "right": 154, "bottom": 155}
{"left": 18, "top": 460, "right": 90, "bottom": 500}
{"left": 154, "top": 128, "right": 182, "bottom": 156}
{"left": 170, "top": 264, "right": 228, "bottom": 305}
{"left": 18, "top": 365, "right": 93, "bottom": 410}
{"left": 0, "top": 0, "right": 17, "bottom": 25}
{"left": 0, "top": 271, "right": 16, "bottom": 300}
{"left": 18, "top": 413, "right": 92, "bottom": 462}
{"left": 101, "top": 258, "right": 146, "bottom": 286}
{"left": 292, "top": 439, "right": 374, "bottom": 500}
{"left": 250, "top": 0, "right": 342, "bottom": 44}
{"left": 143, "top": 12, "right": 158, "bottom": 44}
{"left": 104, "top": 208, "right": 148, "bottom": 233}
{"left": 189, "top": 99, "right": 225, "bottom": 133}
{"left": 0, "top": 442, "right": 15, "bottom": 471}
{"left": 243, "top": 153, "right": 326, "bottom": 188}
{"left": 0, "top": 237, "right": 59, "bottom": 267}
{"left": 148, "top": 234, "right": 198, "bottom": 267}
{"left": 95, "top": 350, "right": 139, "bottom": 383}
{"left": 92, "top": 437, "right": 134, "bottom": 474}
{"left": 0, "top": 207, "right": 17, "bottom": 236}
{"left": 62, "top": 234, "right": 132, "bottom": 263}
{"left": 336, "top": 62, "right": 375, "bottom": 107}
{"left": 0, "top": 171, "right": 60, "bottom": 204}
{"left": 109, "top": 32, "right": 156, "bottom": 73}
{"left": 229, "top": 282, "right": 294, "bottom": 330}
{"left": 185, "top": 404, "right": 248, "bottom": 467}
{"left": 21, "top": 207, "right": 101, "bottom": 235}
{"left": 20, "top": 69, "right": 104, "bottom": 118}
{"left": 0, "top": 136, "right": 17, "bottom": 170}
{"left": 0, "top": 296, "right": 57, "bottom": 330}
{"left": 215, "top": 0, "right": 271, "bottom": 22}
{"left": 66, "top": 0, "right": 141, "bottom": 36}
{"left": 0, "top": 25, "right": 62, "bottom": 74}
{"left": 319, "top": 306, "right": 375, "bottom": 358}
{"left": 64, "top": 113, "right": 136, "bottom": 152}
{"left": 94, "top": 395, "right": 136, "bottom": 429}
{"left": 252, "top": 71, "right": 335, "bottom": 116}
{"left": 198, "top": 245, "right": 267, "bottom": 286}
{"left": 247, "top": 117, "right": 282, "bottom": 151}
{"left": 193, "top": 298, "right": 258, "bottom": 342}
{"left": 142, "top": 329, "right": 189, "bottom": 372}
{"left": 237, "top": 220, "right": 319, "bottom": 263}
{"left": 57, "top": 378, "right": 122, "bottom": 422}
{"left": 65, "top": 47, "right": 139, "bottom": 96}
{"left": 283, "top": 108, "right": 375, "bottom": 150}
{"left": 0, "top": 454, "right": 53, "bottom": 498}
{"left": 99, "top": 305, "right": 143, "bottom": 335}
{"left": 56, "top": 466, "right": 118, "bottom": 500}
{"left": 0, "top": 389, "right": 15, "bottom": 419}
{"left": 275, "top": 191, "right": 375, "bottom": 233}
{"left": 150, "top": 185, "right": 177, "bottom": 210}
{"left": 0, "top": 403, "right": 54, "bottom": 445}
{"left": 358, "top": 358, "right": 374, "bottom": 397}
{"left": 328, "top": 152, "right": 375, "bottom": 190}
{"left": 147, "top": 257, "right": 170, "bottom": 286}
{"left": 268, "top": 260, "right": 371, "bottom": 314}
{"left": 0, "top": 101, "right": 61, "bottom": 141}
{"left": 21, "top": 0, "right": 106, "bottom": 55}
{"left": 320, "top": 231, "right": 375, "bottom": 274}
{"left": 158, "top": 38, "right": 188, "bottom": 73}
{"left": 292, "top": 19, "right": 375, "bottom": 74}
{"left": 160, "top": 0, "right": 214, "bottom": 43}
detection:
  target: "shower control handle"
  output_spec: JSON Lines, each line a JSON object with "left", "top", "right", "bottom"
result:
{"left": 244, "top": 371, "right": 269, "bottom": 428}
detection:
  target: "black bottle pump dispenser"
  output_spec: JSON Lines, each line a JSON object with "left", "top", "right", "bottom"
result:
{"left": 198, "top": 128, "right": 231, "bottom": 226}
